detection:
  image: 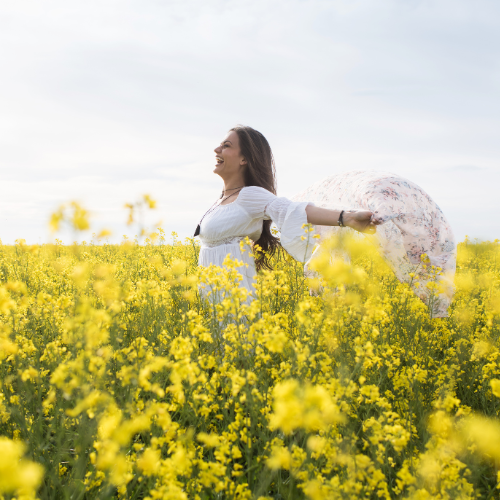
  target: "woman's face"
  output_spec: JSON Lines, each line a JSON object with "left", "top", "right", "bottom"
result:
{"left": 213, "top": 130, "right": 247, "bottom": 179}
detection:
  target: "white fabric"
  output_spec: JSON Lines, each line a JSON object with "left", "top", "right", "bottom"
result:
{"left": 292, "top": 171, "right": 456, "bottom": 318}
{"left": 198, "top": 186, "right": 315, "bottom": 299}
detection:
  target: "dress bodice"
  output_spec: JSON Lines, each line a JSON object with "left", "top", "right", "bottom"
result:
{"left": 199, "top": 186, "right": 315, "bottom": 262}
{"left": 197, "top": 186, "right": 315, "bottom": 303}
{"left": 199, "top": 202, "right": 263, "bottom": 248}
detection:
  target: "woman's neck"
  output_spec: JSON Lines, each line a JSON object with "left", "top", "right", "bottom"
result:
{"left": 223, "top": 178, "right": 246, "bottom": 193}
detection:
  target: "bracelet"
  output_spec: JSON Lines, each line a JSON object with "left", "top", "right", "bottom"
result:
{"left": 338, "top": 210, "right": 345, "bottom": 227}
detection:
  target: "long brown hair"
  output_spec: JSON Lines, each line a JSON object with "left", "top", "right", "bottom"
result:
{"left": 230, "top": 125, "right": 281, "bottom": 271}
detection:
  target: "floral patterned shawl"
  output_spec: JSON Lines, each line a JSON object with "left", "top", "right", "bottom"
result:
{"left": 292, "top": 171, "right": 456, "bottom": 318}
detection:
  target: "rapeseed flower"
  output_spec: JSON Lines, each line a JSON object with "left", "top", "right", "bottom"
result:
{"left": 0, "top": 232, "right": 498, "bottom": 498}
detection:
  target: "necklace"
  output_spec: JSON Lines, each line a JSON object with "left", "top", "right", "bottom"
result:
{"left": 223, "top": 185, "right": 244, "bottom": 193}
{"left": 193, "top": 188, "right": 243, "bottom": 237}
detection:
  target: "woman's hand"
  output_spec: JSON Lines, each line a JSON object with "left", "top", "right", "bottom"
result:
{"left": 344, "top": 210, "right": 382, "bottom": 234}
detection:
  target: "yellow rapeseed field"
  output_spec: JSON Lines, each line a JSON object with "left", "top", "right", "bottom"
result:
{"left": 0, "top": 215, "right": 499, "bottom": 498}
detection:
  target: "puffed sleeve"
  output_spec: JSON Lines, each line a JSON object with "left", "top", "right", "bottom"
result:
{"left": 238, "top": 186, "right": 316, "bottom": 263}
{"left": 237, "top": 186, "right": 277, "bottom": 219}
{"left": 265, "top": 197, "right": 316, "bottom": 263}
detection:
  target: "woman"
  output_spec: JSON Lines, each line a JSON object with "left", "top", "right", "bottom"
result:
{"left": 195, "top": 125, "right": 455, "bottom": 317}
{"left": 195, "top": 125, "right": 380, "bottom": 294}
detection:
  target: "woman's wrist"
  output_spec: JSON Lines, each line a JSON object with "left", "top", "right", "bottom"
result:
{"left": 337, "top": 210, "right": 345, "bottom": 227}
{"left": 341, "top": 211, "right": 353, "bottom": 228}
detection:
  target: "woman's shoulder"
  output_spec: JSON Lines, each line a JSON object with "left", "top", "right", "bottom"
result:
{"left": 237, "top": 185, "right": 277, "bottom": 217}
{"left": 239, "top": 185, "right": 276, "bottom": 201}
{"left": 242, "top": 185, "right": 275, "bottom": 195}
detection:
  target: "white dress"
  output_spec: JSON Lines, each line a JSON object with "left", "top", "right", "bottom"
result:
{"left": 198, "top": 186, "right": 315, "bottom": 297}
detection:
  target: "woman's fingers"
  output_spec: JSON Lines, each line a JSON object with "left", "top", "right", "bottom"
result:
{"left": 364, "top": 213, "right": 378, "bottom": 233}
{"left": 365, "top": 214, "right": 378, "bottom": 233}
{"left": 347, "top": 211, "right": 381, "bottom": 233}
{"left": 364, "top": 223, "right": 377, "bottom": 234}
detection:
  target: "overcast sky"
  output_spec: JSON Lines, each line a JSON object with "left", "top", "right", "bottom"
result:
{"left": 1, "top": 0, "right": 499, "bottom": 244}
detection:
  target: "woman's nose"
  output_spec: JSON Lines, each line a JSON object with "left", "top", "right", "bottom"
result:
{"left": 214, "top": 145, "right": 222, "bottom": 153}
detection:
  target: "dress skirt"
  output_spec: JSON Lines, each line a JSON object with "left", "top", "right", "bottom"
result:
{"left": 198, "top": 240, "right": 257, "bottom": 304}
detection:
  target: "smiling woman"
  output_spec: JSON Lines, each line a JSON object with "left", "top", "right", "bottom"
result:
{"left": 194, "top": 125, "right": 379, "bottom": 302}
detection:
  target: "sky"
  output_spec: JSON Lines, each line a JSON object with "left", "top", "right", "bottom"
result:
{"left": 1, "top": 0, "right": 499, "bottom": 244}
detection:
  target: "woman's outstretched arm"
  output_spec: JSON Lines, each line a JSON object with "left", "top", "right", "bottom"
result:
{"left": 305, "top": 205, "right": 381, "bottom": 234}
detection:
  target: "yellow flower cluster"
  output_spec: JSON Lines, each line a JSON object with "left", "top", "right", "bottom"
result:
{"left": 0, "top": 234, "right": 499, "bottom": 499}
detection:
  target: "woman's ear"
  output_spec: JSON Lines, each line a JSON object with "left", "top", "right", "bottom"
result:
{"left": 240, "top": 157, "right": 247, "bottom": 166}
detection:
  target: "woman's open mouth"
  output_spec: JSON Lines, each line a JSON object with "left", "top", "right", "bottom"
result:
{"left": 215, "top": 156, "right": 224, "bottom": 165}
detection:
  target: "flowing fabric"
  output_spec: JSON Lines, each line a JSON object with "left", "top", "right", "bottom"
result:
{"left": 292, "top": 171, "right": 456, "bottom": 317}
